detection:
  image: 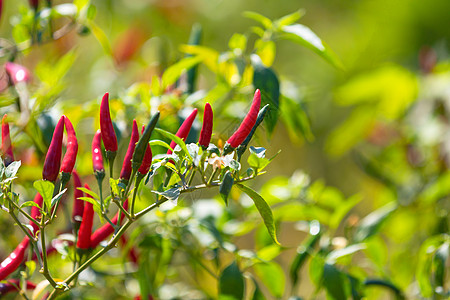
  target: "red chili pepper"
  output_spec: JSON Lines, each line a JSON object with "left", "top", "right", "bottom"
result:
{"left": 76, "top": 184, "right": 95, "bottom": 250}
{"left": 120, "top": 120, "right": 139, "bottom": 182}
{"left": 4, "top": 62, "right": 31, "bottom": 85}
{"left": 90, "top": 200, "right": 128, "bottom": 248}
{"left": 198, "top": 103, "right": 213, "bottom": 149}
{"left": 42, "top": 116, "right": 64, "bottom": 182}
{"left": 60, "top": 116, "right": 78, "bottom": 175}
{"left": 226, "top": 89, "right": 261, "bottom": 149}
{"left": 71, "top": 170, "right": 84, "bottom": 226}
{"left": 100, "top": 93, "right": 118, "bottom": 153}
{"left": 29, "top": 0, "right": 39, "bottom": 10}
{"left": 167, "top": 108, "right": 198, "bottom": 155}
{"left": 1, "top": 114, "right": 14, "bottom": 166}
{"left": 30, "top": 193, "right": 43, "bottom": 236}
{"left": 0, "top": 279, "right": 36, "bottom": 296}
{"left": 0, "top": 237, "right": 29, "bottom": 281}
{"left": 120, "top": 235, "right": 139, "bottom": 265}
{"left": 138, "top": 126, "right": 152, "bottom": 175}
{"left": 92, "top": 130, "right": 104, "bottom": 173}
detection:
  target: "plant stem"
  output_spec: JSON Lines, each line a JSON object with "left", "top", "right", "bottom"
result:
{"left": 3, "top": 193, "right": 41, "bottom": 228}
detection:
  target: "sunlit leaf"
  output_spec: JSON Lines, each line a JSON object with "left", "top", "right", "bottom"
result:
{"left": 354, "top": 202, "right": 397, "bottom": 242}
{"left": 33, "top": 180, "right": 54, "bottom": 210}
{"left": 243, "top": 11, "right": 272, "bottom": 29}
{"left": 5, "top": 161, "right": 21, "bottom": 178}
{"left": 162, "top": 56, "right": 202, "bottom": 89}
{"left": 253, "top": 261, "right": 285, "bottom": 297}
{"left": 155, "top": 128, "right": 192, "bottom": 162}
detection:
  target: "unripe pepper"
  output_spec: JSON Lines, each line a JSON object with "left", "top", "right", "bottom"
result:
{"left": 30, "top": 193, "right": 43, "bottom": 236}
{"left": 1, "top": 114, "right": 14, "bottom": 166}
{"left": 198, "top": 103, "right": 213, "bottom": 149}
{"left": 99, "top": 93, "right": 118, "bottom": 152}
{"left": 0, "top": 279, "right": 36, "bottom": 296}
{"left": 167, "top": 109, "right": 198, "bottom": 155}
{"left": 225, "top": 89, "right": 261, "bottom": 151}
{"left": 4, "top": 62, "right": 31, "bottom": 85}
{"left": 92, "top": 130, "right": 104, "bottom": 174}
{"left": 120, "top": 120, "right": 139, "bottom": 182}
{"left": 132, "top": 112, "right": 159, "bottom": 172}
{"left": 0, "top": 237, "right": 29, "bottom": 280}
{"left": 76, "top": 184, "right": 94, "bottom": 250}
{"left": 42, "top": 116, "right": 64, "bottom": 182}
{"left": 61, "top": 116, "right": 78, "bottom": 175}
{"left": 90, "top": 200, "right": 128, "bottom": 248}
{"left": 71, "top": 170, "right": 84, "bottom": 227}
{"left": 138, "top": 126, "right": 152, "bottom": 175}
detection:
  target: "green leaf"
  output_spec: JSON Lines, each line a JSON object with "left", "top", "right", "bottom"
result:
{"left": 50, "top": 188, "right": 67, "bottom": 207}
{"left": 77, "top": 187, "right": 100, "bottom": 201}
{"left": 253, "top": 261, "right": 285, "bottom": 297}
{"left": 237, "top": 184, "right": 279, "bottom": 245}
{"left": 109, "top": 178, "right": 120, "bottom": 196}
{"left": 280, "top": 24, "right": 344, "bottom": 70}
{"left": 274, "top": 9, "right": 305, "bottom": 28}
{"left": 354, "top": 202, "right": 397, "bottom": 242}
{"left": 326, "top": 244, "right": 366, "bottom": 264}
{"left": 88, "top": 21, "right": 112, "bottom": 55}
{"left": 33, "top": 180, "right": 54, "bottom": 210}
{"left": 433, "top": 242, "right": 449, "bottom": 289}
{"left": 252, "top": 55, "right": 280, "bottom": 135}
{"left": 78, "top": 196, "right": 103, "bottom": 223}
{"left": 25, "top": 260, "right": 36, "bottom": 276}
{"left": 219, "top": 171, "right": 234, "bottom": 205}
{"left": 161, "top": 56, "right": 202, "bottom": 89}
{"left": 219, "top": 261, "right": 245, "bottom": 300}
{"left": 254, "top": 39, "right": 276, "bottom": 67}
{"left": 20, "top": 201, "right": 42, "bottom": 209}
{"left": 155, "top": 128, "right": 192, "bottom": 162}
{"left": 323, "top": 263, "right": 351, "bottom": 300}
{"left": 290, "top": 232, "right": 321, "bottom": 287}
{"left": 251, "top": 278, "right": 266, "bottom": 300}
{"left": 329, "top": 194, "right": 362, "bottom": 229}
{"left": 186, "top": 23, "right": 203, "bottom": 94}
{"left": 228, "top": 33, "right": 247, "bottom": 51}
{"left": 309, "top": 254, "right": 324, "bottom": 287}
{"left": 243, "top": 11, "right": 272, "bottom": 29}
{"left": 5, "top": 161, "right": 21, "bottom": 178}
{"left": 149, "top": 139, "right": 173, "bottom": 151}
{"left": 280, "top": 95, "right": 314, "bottom": 143}
{"left": 0, "top": 159, "right": 5, "bottom": 178}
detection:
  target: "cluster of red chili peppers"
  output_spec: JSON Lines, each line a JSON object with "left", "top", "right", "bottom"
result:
{"left": 0, "top": 89, "right": 265, "bottom": 297}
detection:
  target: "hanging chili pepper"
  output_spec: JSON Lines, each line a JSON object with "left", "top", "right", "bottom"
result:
{"left": 71, "top": 170, "right": 84, "bottom": 228}
{"left": 120, "top": 120, "right": 139, "bottom": 183}
{"left": 0, "top": 279, "right": 36, "bottom": 296}
{"left": 224, "top": 89, "right": 261, "bottom": 152}
{"left": 132, "top": 112, "right": 159, "bottom": 172}
{"left": 120, "top": 235, "right": 139, "bottom": 266}
{"left": 198, "top": 103, "right": 213, "bottom": 149}
{"left": 76, "top": 184, "right": 94, "bottom": 250}
{"left": 42, "top": 116, "right": 64, "bottom": 182}
{"left": 4, "top": 62, "right": 31, "bottom": 85}
{"left": 167, "top": 109, "right": 198, "bottom": 155}
{"left": 92, "top": 130, "right": 104, "bottom": 174}
{"left": 236, "top": 104, "right": 270, "bottom": 161}
{"left": 90, "top": 200, "right": 128, "bottom": 248}
{"left": 1, "top": 114, "right": 14, "bottom": 166}
{"left": 60, "top": 116, "right": 78, "bottom": 176}
{"left": 138, "top": 126, "right": 152, "bottom": 175}
{"left": 100, "top": 92, "right": 118, "bottom": 153}
{"left": 30, "top": 193, "right": 43, "bottom": 236}
{"left": 0, "top": 237, "right": 29, "bottom": 281}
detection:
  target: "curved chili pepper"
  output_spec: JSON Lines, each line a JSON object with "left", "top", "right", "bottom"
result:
{"left": 0, "top": 279, "right": 36, "bottom": 296}
{"left": 71, "top": 170, "right": 84, "bottom": 226}
{"left": 138, "top": 126, "right": 152, "bottom": 175}
{"left": 236, "top": 104, "right": 269, "bottom": 160}
{"left": 167, "top": 109, "right": 198, "bottom": 155}
{"left": 92, "top": 130, "right": 104, "bottom": 174}
{"left": 1, "top": 114, "right": 14, "bottom": 166}
{"left": 198, "top": 103, "right": 213, "bottom": 149}
{"left": 42, "top": 116, "right": 64, "bottom": 182}
{"left": 61, "top": 116, "right": 78, "bottom": 175}
{"left": 4, "top": 62, "right": 31, "bottom": 85}
{"left": 0, "top": 237, "right": 29, "bottom": 281}
{"left": 226, "top": 89, "right": 261, "bottom": 149}
{"left": 120, "top": 120, "right": 139, "bottom": 182}
{"left": 76, "top": 184, "right": 95, "bottom": 250}
{"left": 132, "top": 112, "right": 159, "bottom": 171}
{"left": 100, "top": 93, "right": 118, "bottom": 153}
{"left": 90, "top": 200, "right": 128, "bottom": 248}
{"left": 30, "top": 193, "right": 43, "bottom": 236}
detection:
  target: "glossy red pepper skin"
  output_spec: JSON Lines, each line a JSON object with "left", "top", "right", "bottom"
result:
{"left": 198, "top": 103, "right": 213, "bottom": 149}
{"left": 42, "top": 116, "right": 65, "bottom": 182}
{"left": 71, "top": 170, "right": 84, "bottom": 226}
{"left": 30, "top": 193, "right": 43, "bottom": 236}
{"left": 61, "top": 116, "right": 78, "bottom": 174}
{"left": 90, "top": 200, "right": 128, "bottom": 248}
{"left": 0, "top": 237, "right": 30, "bottom": 281}
{"left": 120, "top": 120, "right": 139, "bottom": 181}
{"left": 167, "top": 108, "right": 198, "bottom": 155}
{"left": 4, "top": 62, "right": 31, "bottom": 84}
{"left": 138, "top": 126, "right": 152, "bottom": 175}
{"left": 76, "top": 184, "right": 95, "bottom": 249}
{"left": 0, "top": 279, "right": 36, "bottom": 296}
{"left": 226, "top": 89, "right": 261, "bottom": 148}
{"left": 1, "top": 114, "right": 14, "bottom": 166}
{"left": 92, "top": 130, "right": 104, "bottom": 173}
{"left": 100, "top": 93, "right": 118, "bottom": 152}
